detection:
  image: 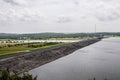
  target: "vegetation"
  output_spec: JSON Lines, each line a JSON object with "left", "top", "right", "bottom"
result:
{"left": 0, "top": 68, "right": 37, "bottom": 80}
{"left": 0, "top": 42, "right": 62, "bottom": 57}
{"left": 88, "top": 77, "right": 108, "bottom": 80}
{"left": 0, "top": 33, "right": 100, "bottom": 40}
{"left": 0, "top": 68, "right": 109, "bottom": 80}
{"left": 0, "top": 33, "right": 113, "bottom": 80}
{"left": 0, "top": 32, "right": 120, "bottom": 40}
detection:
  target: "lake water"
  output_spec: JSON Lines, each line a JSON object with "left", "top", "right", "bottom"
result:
{"left": 30, "top": 37, "right": 120, "bottom": 80}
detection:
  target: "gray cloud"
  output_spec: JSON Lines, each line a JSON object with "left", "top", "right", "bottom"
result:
{"left": 2, "top": 0, "right": 120, "bottom": 22}
{"left": 56, "top": 16, "right": 72, "bottom": 23}
{"left": 96, "top": 12, "right": 120, "bottom": 21}
{"left": 4, "top": 0, "right": 17, "bottom": 5}
{"left": 1, "top": 0, "right": 120, "bottom": 33}
{"left": 72, "top": 0, "right": 79, "bottom": 6}
{"left": 3, "top": 0, "right": 27, "bottom": 5}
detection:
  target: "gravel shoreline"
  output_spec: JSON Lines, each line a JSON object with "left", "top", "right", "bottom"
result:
{"left": 0, "top": 38, "right": 101, "bottom": 73}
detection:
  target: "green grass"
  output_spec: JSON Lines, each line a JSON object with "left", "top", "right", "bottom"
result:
{"left": 0, "top": 46, "right": 31, "bottom": 56}
{"left": 0, "top": 42, "right": 63, "bottom": 57}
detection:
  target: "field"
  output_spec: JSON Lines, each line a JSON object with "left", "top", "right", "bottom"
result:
{"left": 0, "top": 42, "right": 63, "bottom": 57}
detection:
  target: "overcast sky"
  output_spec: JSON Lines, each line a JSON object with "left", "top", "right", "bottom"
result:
{"left": 0, "top": 0, "right": 120, "bottom": 33}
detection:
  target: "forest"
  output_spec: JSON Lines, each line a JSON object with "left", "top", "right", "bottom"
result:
{"left": 0, "top": 32, "right": 119, "bottom": 40}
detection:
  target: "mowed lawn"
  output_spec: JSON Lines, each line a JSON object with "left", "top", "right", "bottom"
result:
{"left": 0, "top": 42, "right": 62, "bottom": 57}
{"left": 0, "top": 46, "right": 32, "bottom": 56}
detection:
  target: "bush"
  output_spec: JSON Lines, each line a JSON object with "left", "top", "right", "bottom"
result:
{"left": 0, "top": 68, "right": 37, "bottom": 80}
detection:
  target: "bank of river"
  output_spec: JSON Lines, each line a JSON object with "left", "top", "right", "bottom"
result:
{"left": 0, "top": 38, "right": 100, "bottom": 73}
{"left": 30, "top": 37, "right": 120, "bottom": 80}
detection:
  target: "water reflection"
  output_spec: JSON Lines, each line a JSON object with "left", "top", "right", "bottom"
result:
{"left": 30, "top": 38, "right": 120, "bottom": 80}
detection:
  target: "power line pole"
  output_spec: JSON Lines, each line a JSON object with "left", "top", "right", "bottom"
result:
{"left": 94, "top": 24, "right": 96, "bottom": 37}
{"left": 95, "top": 24, "right": 96, "bottom": 33}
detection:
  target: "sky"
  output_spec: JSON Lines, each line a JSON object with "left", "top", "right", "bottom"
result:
{"left": 0, "top": 0, "right": 120, "bottom": 33}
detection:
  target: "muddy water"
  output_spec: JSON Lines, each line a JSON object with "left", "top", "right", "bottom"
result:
{"left": 30, "top": 38, "right": 120, "bottom": 80}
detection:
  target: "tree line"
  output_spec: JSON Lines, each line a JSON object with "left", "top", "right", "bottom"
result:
{"left": 0, "top": 42, "right": 61, "bottom": 49}
{"left": 0, "top": 32, "right": 120, "bottom": 40}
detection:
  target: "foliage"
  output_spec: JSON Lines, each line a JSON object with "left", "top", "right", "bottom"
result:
{"left": 0, "top": 69, "right": 110, "bottom": 80}
{"left": 0, "top": 68, "right": 37, "bottom": 80}
{"left": 0, "top": 32, "right": 120, "bottom": 40}
{"left": 88, "top": 77, "right": 108, "bottom": 80}
{"left": 27, "top": 42, "right": 59, "bottom": 48}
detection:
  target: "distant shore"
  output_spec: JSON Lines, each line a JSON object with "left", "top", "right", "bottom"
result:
{"left": 0, "top": 38, "right": 101, "bottom": 74}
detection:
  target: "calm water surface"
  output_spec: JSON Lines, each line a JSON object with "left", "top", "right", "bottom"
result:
{"left": 30, "top": 38, "right": 120, "bottom": 80}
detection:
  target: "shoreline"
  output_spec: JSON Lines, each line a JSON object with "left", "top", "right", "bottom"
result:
{"left": 0, "top": 38, "right": 101, "bottom": 74}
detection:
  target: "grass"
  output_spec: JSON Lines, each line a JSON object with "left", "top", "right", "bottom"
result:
{"left": 0, "top": 42, "right": 63, "bottom": 57}
{"left": 0, "top": 46, "right": 31, "bottom": 56}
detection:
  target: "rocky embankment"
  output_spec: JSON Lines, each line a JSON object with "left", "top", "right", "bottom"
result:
{"left": 0, "top": 38, "right": 101, "bottom": 73}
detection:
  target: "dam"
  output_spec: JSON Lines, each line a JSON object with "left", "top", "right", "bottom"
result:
{"left": 30, "top": 37, "right": 120, "bottom": 80}
{"left": 0, "top": 38, "right": 100, "bottom": 74}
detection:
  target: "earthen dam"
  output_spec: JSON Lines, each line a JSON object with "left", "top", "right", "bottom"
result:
{"left": 0, "top": 38, "right": 101, "bottom": 73}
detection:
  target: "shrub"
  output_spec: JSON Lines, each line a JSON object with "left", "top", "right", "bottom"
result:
{"left": 0, "top": 68, "right": 37, "bottom": 80}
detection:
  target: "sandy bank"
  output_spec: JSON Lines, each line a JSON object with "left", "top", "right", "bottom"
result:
{"left": 0, "top": 38, "right": 101, "bottom": 73}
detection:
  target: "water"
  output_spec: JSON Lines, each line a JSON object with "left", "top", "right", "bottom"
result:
{"left": 30, "top": 37, "right": 120, "bottom": 80}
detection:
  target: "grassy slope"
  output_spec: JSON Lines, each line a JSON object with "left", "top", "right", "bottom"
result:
{"left": 0, "top": 43, "right": 63, "bottom": 57}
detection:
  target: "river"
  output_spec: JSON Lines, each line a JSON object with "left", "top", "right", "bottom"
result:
{"left": 30, "top": 37, "right": 120, "bottom": 80}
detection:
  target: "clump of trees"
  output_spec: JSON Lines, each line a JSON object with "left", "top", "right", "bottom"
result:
{"left": 0, "top": 33, "right": 106, "bottom": 40}
{"left": 0, "top": 68, "right": 37, "bottom": 80}
{"left": 0, "top": 43, "right": 26, "bottom": 49}
{"left": 0, "top": 42, "right": 61, "bottom": 49}
{"left": 28, "top": 42, "right": 60, "bottom": 48}
{"left": 88, "top": 78, "right": 108, "bottom": 80}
